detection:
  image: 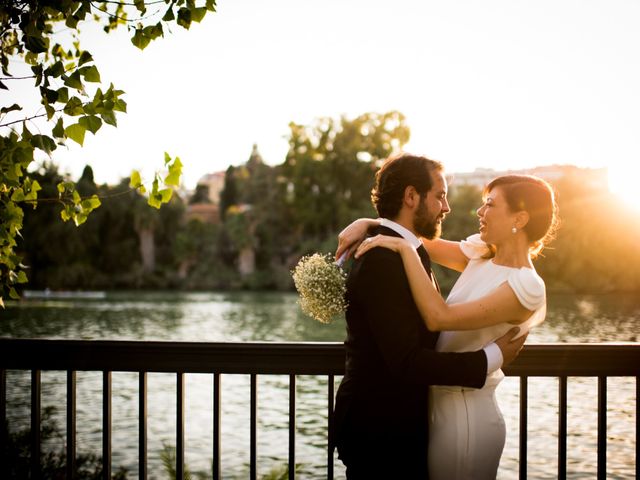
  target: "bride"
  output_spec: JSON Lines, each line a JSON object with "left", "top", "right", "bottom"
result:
{"left": 337, "top": 173, "right": 558, "bottom": 479}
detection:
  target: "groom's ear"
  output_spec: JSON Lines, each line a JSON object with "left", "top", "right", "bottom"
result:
{"left": 403, "top": 185, "right": 420, "bottom": 209}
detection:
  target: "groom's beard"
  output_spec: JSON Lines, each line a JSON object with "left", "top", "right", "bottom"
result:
{"left": 414, "top": 201, "right": 442, "bottom": 240}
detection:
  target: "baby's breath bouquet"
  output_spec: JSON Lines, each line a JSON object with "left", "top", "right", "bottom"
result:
{"left": 291, "top": 253, "right": 347, "bottom": 324}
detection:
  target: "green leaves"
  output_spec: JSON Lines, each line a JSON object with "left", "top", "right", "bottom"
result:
{"left": 1, "top": 104, "right": 22, "bottom": 115}
{"left": 148, "top": 179, "right": 173, "bottom": 209}
{"left": 177, "top": 8, "right": 192, "bottom": 29}
{"left": 12, "top": 179, "right": 43, "bottom": 207}
{"left": 80, "top": 65, "right": 101, "bottom": 83}
{"left": 132, "top": 28, "right": 152, "bottom": 50}
{"left": 64, "top": 97, "right": 84, "bottom": 116}
{"left": 30, "top": 134, "right": 57, "bottom": 154}
{"left": 64, "top": 70, "right": 83, "bottom": 90}
{"left": 164, "top": 155, "right": 183, "bottom": 186}
{"left": 46, "top": 61, "right": 65, "bottom": 78}
{"left": 65, "top": 115, "right": 103, "bottom": 144}
{"left": 64, "top": 123, "right": 86, "bottom": 146}
{"left": 191, "top": 8, "right": 207, "bottom": 23}
{"left": 176, "top": 3, "right": 212, "bottom": 30}
{"left": 0, "top": 0, "right": 219, "bottom": 303}
{"left": 130, "top": 170, "right": 146, "bottom": 193}
{"left": 24, "top": 35, "right": 48, "bottom": 54}
{"left": 79, "top": 115, "right": 102, "bottom": 134}
{"left": 78, "top": 51, "right": 93, "bottom": 66}
{"left": 131, "top": 23, "right": 164, "bottom": 51}
{"left": 57, "top": 182, "right": 102, "bottom": 226}
{"left": 134, "top": 0, "right": 147, "bottom": 15}
{"left": 52, "top": 118, "right": 65, "bottom": 138}
{"left": 129, "top": 153, "right": 182, "bottom": 209}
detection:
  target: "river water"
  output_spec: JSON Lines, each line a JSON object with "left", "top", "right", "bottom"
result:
{"left": 1, "top": 291, "right": 638, "bottom": 479}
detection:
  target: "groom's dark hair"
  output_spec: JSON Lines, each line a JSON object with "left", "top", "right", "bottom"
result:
{"left": 371, "top": 153, "right": 444, "bottom": 219}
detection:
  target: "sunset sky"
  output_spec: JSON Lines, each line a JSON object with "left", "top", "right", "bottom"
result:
{"left": 14, "top": 0, "right": 640, "bottom": 207}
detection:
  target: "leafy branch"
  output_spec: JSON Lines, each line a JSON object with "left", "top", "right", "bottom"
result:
{"left": 0, "top": 0, "right": 217, "bottom": 304}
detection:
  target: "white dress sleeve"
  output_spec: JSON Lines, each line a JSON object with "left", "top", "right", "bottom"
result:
{"left": 459, "top": 233, "right": 491, "bottom": 260}
{"left": 507, "top": 268, "right": 546, "bottom": 311}
{"left": 507, "top": 268, "right": 547, "bottom": 337}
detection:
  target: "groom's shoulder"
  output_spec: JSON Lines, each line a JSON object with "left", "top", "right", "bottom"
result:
{"left": 372, "top": 224, "right": 403, "bottom": 239}
{"left": 365, "top": 226, "right": 405, "bottom": 262}
{"left": 351, "top": 238, "right": 403, "bottom": 274}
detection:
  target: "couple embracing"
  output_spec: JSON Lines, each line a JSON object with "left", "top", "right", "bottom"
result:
{"left": 332, "top": 153, "right": 558, "bottom": 479}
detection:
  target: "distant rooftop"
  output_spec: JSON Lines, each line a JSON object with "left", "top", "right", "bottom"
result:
{"left": 450, "top": 164, "right": 608, "bottom": 190}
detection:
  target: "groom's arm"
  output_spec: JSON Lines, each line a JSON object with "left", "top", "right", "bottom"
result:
{"left": 356, "top": 248, "right": 488, "bottom": 388}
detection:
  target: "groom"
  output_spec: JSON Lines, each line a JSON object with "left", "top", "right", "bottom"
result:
{"left": 332, "top": 153, "right": 526, "bottom": 478}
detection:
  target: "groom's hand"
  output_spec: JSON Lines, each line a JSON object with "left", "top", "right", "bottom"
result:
{"left": 495, "top": 327, "right": 528, "bottom": 367}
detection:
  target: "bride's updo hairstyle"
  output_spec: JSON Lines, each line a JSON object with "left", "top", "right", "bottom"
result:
{"left": 484, "top": 174, "right": 559, "bottom": 258}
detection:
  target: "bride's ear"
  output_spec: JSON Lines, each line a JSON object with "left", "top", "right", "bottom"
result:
{"left": 515, "top": 211, "right": 530, "bottom": 229}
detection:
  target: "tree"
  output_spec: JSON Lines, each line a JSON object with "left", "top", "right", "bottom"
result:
{"left": 0, "top": 0, "right": 216, "bottom": 304}
{"left": 219, "top": 165, "right": 238, "bottom": 221}
{"left": 189, "top": 184, "right": 211, "bottom": 205}
{"left": 281, "top": 111, "right": 410, "bottom": 241}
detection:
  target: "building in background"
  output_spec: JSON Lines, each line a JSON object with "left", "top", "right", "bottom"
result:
{"left": 197, "top": 171, "right": 226, "bottom": 204}
{"left": 185, "top": 171, "right": 226, "bottom": 224}
{"left": 450, "top": 165, "right": 608, "bottom": 191}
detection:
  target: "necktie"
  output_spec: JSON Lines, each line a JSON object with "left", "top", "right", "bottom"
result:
{"left": 416, "top": 244, "right": 440, "bottom": 293}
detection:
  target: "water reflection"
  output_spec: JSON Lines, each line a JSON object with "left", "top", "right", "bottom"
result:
{"left": 541, "top": 293, "right": 640, "bottom": 343}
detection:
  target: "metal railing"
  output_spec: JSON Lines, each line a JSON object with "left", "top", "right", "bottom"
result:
{"left": 0, "top": 339, "right": 638, "bottom": 479}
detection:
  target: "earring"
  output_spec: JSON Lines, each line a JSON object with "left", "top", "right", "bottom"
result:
{"left": 511, "top": 227, "right": 517, "bottom": 234}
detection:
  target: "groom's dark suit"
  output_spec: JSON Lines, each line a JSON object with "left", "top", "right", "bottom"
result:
{"left": 333, "top": 225, "right": 488, "bottom": 479}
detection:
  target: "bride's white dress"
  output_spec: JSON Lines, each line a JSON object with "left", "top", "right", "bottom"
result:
{"left": 428, "top": 234, "right": 546, "bottom": 480}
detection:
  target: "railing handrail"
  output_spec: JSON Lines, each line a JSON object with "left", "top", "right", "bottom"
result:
{"left": 1, "top": 338, "right": 638, "bottom": 376}
{"left": 2, "top": 339, "right": 639, "bottom": 479}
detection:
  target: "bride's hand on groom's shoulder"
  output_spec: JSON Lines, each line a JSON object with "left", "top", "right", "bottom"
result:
{"left": 354, "top": 235, "right": 412, "bottom": 258}
{"left": 335, "top": 218, "right": 379, "bottom": 262}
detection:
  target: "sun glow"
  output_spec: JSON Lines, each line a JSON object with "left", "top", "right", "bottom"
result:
{"left": 608, "top": 165, "right": 640, "bottom": 211}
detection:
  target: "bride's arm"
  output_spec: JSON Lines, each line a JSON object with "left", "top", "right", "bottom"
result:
{"left": 420, "top": 238, "right": 469, "bottom": 273}
{"left": 335, "top": 217, "right": 469, "bottom": 271}
{"left": 356, "top": 235, "right": 534, "bottom": 331}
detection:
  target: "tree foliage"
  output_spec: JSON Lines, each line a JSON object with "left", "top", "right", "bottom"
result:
{"left": 10, "top": 105, "right": 640, "bottom": 295}
{"left": 280, "top": 111, "right": 410, "bottom": 239}
{"left": 0, "top": 0, "right": 217, "bottom": 304}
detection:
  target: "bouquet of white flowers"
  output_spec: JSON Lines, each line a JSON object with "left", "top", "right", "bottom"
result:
{"left": 291, "top": 253, "right": 347, "bottom": 324}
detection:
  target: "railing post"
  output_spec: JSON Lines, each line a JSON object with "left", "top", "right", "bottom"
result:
{"left": 1, "top": 369, "right": 6, "bottom": 459}
{"left": 139, "top": 372, "right": 147, "bottom": 480}
{"left": 519, "top": 375, "right": 528, "bottom": 480}
{"left": 31, "top": 369, "right": 41, "bottom": 479}
{"left": 103, "top": 371, "right": 111, "bottom": 480}
{"left": 558, "top": 376, "right": 567, "bottom": 480}
{"left": 213, "top": 373, "right": 221, "bottom": 480}
{"left": 177, "top": 372, "right": 185, "bottom": 480}
{"left": 289, "top": 374, "right": 296, "bottom": 480}
{"left": 597, "top": 376, "right": 607, "bottom": 479}
{"left": 250, "top": 373, "right": 257, "bottom": 480}
{"left": 327, "top": 374, "right": 334, "bottom": 480}
{"left": 67, "top": 370, "right": 76, "bottom": 479}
